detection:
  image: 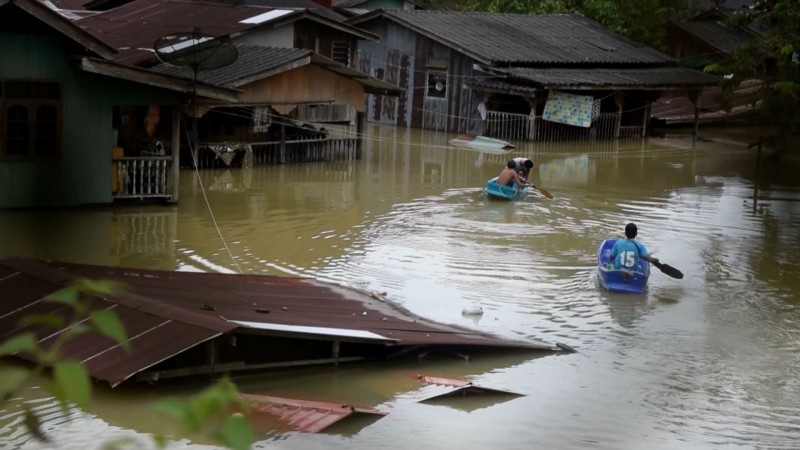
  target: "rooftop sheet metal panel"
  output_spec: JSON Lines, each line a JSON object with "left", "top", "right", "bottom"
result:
{"left": 0, "top": 258, "right": 551, "bottom": 386}
{"left": 369, "top": 10, "right": 673, "bottom": 66}
{"left": 500, "top": 66, "right": 720, "bottom": 89}
{"left": 243, "top": 394, "right": 387, "bottom": 433}
{"left": 672, "top": 19, "right": 752, "bottom": 54}
{"left": 150, "top": 45, "right": 312, "bottom": 86}
{"left": 243, "top": 0, "right": 347, "bottom": 22}
{"left": 75, "top": 0, "right": 273, "bottom": 64}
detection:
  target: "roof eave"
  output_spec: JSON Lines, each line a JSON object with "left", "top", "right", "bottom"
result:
{"left": 10, "top": 0, "right": 117, "bottom": 59}
{"left": 310, "top": 53, "right": 403, "bottom": 95}
{"left": 80, "top": 58, "right": 241, "bottom": 103}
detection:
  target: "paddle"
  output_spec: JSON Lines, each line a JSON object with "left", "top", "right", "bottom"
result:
{"left": 522, "top": 182, "right": 553, "bottom": 199}
{"left": 650, "top": 260, "right": 684, "bottom": 279}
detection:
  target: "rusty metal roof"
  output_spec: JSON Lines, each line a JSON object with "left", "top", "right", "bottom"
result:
{"left": 348, "top": 10, "right": 673, "bottom": 66}
{"left": 0, "top": 258, "right": 552, "bottom": 387}
{"left": 75, "top": 0, "right": 266, "bottom": 64}
{"left": 243, "top": 393, "right": 386, "bottom": 433}
{"left": 75, "top": 0, "right": 375, "bottom": 65}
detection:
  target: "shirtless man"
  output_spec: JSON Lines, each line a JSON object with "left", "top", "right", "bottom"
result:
{"left": 497, "top": 160, "right": 528, "bottom": 188}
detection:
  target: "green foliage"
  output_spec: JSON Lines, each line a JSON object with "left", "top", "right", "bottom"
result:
{"left": 2, "top": 278, "right": 254, "bottom": 449}
{"left": 707, "top": 0, "right": 800, "bottom": 141}
{"left": 154, "top": 377, "right": 253, "bottom": 450}
{"left": 52, "top": 360, "right": 92, "bottom": 408}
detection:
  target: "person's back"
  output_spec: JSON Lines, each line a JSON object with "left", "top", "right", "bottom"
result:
{"left": 610, "top": 223, "right": 652, "bottom": 271}
{"left": 497, "top": 160, "right": 525, "bottom": 187}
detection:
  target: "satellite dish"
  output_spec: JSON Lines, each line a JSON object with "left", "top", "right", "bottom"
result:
{"left": 154, "top": 28, "right": 238, "bottom": 79}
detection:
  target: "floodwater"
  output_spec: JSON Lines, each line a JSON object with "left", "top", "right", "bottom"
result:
{"left": 1, "top": 125, "right": 799, "bottom": 449}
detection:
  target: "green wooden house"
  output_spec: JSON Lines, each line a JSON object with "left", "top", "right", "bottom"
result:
{"left": 0, "top": 0, "right": 236, "bottom": 208}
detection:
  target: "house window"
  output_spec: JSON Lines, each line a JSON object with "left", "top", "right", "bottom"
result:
{"left": 426, "top": 71, "right": 447, "bottom": 99}
{"left": 331, "top": 41, "right": 350, "bottom": 66}
{"left": 1, "top": 80, "right": 61, "bottom": 161}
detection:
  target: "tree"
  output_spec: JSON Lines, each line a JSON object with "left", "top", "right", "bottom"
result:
{"left": 706, "top": 0, "right": 800, "bottom": 147}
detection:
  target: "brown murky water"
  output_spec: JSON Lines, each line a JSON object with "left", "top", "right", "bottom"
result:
{"left": 2, "top": 125, "right": 800, "bottom": 449}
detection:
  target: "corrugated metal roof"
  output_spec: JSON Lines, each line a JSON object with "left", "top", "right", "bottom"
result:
{"left": 0, "top": 258, "right": 552, "bottom": 387}
{"left": 150, "top": 44, "right": 402, "bottom": 95}
{"left": 243, "top": 0, "right": 347, "bottom": 22}
{"left": 75, "top": 0, "right": 375, "bottom": 65}
{"left": 651, "top": 79, "right": 762, "bottom": 124}
{"left": 495, "top": 66, "right": 720, "bottom": 90}
{"left": 151, "top": 45, "right": 312, "bottom": 86}
{"left": 671, "top": 18, "right": 753, "bottom": 54}
{"left": 350, "top": 10, "right": 673, "bottom": 66}
{"left": 76, "top": 0, "right": 268, "bottom": 64}
{"left": 244, "top": 394, "right": 386, "bottom": 433}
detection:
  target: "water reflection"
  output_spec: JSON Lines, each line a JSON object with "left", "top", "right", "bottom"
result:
{"left": 2, "top": 126, "right": 800, "bottom": 449}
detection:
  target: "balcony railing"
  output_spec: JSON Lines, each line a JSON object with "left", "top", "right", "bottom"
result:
{"left": 113, "top": 156, "right": 172, "bottom": 199}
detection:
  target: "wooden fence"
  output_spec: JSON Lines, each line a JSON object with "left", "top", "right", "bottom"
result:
{"left": 193, "top": 138, "right": 360, "bottom": 169}
{"left": 484, "top": 111, "right": 645, "bottom": 142}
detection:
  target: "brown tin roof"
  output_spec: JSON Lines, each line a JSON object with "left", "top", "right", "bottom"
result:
{"left": 0, "top": 258, "right": 553, "bottom": 387}
{"left": 244, "top": 393, "right": 386, "bottom": 433}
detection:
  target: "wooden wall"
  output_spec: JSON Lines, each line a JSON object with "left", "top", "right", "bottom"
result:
{"left": 238, "top": 65, "right": 366, "bottom": 112}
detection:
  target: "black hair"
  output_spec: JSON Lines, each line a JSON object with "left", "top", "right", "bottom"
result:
{"left": 523, "top": 159, "right": 533, "bottom": 169}
{"left": 507, "top": 160, "right": 516, "bottom": 168}
{"left": 625, "top": 222, "right": 638, "bottom": 239}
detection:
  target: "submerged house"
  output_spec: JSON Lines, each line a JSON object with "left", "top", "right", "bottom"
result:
{"left": 348, "top": 10, "right": 720, "bottom": 141}
{"left": 0, "top": 257, "right": 555, "bottom": 387}
{"left": 76, "top": 0, "right": 400, "bottom": 171}
{"left": 0, "top": 0, "right": 237, "bottom": 209}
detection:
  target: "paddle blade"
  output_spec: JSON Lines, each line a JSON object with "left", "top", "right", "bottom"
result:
{"left": 654, "top": 261, "right": 683, "bottom": 279}
{"left": 535, "top": 186, "right": 553, "bottom": 200}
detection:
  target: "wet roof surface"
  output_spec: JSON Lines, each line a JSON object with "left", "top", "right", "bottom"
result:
{"left": 0, "top": 258, "right": 552, "bottom": 387}
{"left": 351, "top": 10, "right": 673, "bottom": 66}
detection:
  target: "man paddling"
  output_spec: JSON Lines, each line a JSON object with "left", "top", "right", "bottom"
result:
{"left": 497, "top": 160, "right": 528, "bottom": 188}
{"left": 610, "top": 223, "right": 660, "bottom": 271}
{"left": 513, "top": 157, "right": 534, "bottom": 181}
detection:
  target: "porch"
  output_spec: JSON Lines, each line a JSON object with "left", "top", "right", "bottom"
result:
{"left": 484, "top": 111, "right": 647, "bottom": 142}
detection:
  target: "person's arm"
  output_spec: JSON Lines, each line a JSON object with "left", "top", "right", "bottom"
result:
{"left": 638, "top": 243, "right": 659, "bottom": 264}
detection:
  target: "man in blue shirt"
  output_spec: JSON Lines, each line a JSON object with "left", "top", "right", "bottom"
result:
{"left": 610, "top": 223, "right": 660, "bottom": 271}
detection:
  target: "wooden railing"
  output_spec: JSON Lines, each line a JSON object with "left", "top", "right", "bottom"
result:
{"left": 485, "top": 111, "right": 530, "bottom": 142}
{"left": 485, "top": 111, "right": 644, "bottom": 142}
{"left": 113, "top": 156, "right": 172, "bottom": 199}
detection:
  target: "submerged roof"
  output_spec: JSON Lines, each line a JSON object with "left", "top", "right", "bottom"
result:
{"left": 348, "top": 10, "right": 672, "bottom": 66}
{"left": 0, "top": 258, "right": 550, "bottom": 387}
{"left": 150, "top": 44, "right": 402, "bottom": 95}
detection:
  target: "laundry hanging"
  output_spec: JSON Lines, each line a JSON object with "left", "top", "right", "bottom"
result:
{"left": 542, "top": 91, "right": 595, "bottom": 128}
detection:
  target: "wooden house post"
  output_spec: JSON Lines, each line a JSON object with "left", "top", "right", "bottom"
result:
{"left": 356, "top": 111, "right": 364, "bottom": 159}
{"left": 279, "top": 122, "right": 286, "bottom": 164}
{"left": 170, "top": 104, "right": 181, "bottom": 202}
{"left": 614, "top": 92, "right": 623, "bottom": 138}
{"left": 642, "top": 101, "right": 651, "bottom": 138}
{"left": 689, "top": 88, "right": 702, "bottom": 137}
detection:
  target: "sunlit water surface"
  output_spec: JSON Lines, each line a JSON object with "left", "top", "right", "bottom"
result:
{"left": 1, "top": 126, "right": 799, "bottom": 449}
